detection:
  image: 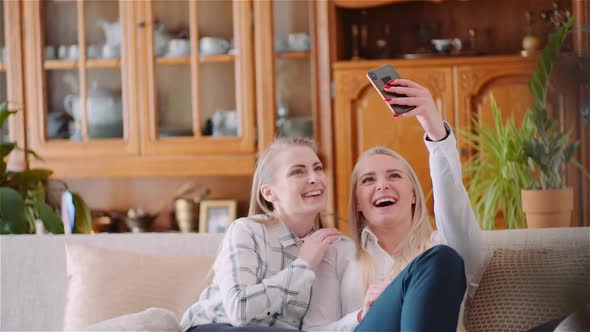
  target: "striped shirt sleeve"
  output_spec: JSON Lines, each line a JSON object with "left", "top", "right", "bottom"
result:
{"left": 216, "top": 220, "right": 316, "bottom": 327}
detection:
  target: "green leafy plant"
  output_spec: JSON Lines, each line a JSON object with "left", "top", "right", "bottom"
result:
{"left": 523, "top": 16, "right": 590, "bottom": 189}
{"left": 462, "top": 96, "right": 534, "bottom": 230}
{"left": 0, "top": 101, "right": 91, "bottom": 234}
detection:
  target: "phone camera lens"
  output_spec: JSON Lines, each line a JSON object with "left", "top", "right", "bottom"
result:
{"left": 370, "top": 72, "right": 377, "bottom": 80}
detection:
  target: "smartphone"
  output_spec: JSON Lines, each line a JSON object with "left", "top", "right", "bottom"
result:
{"left": 366, "top": 64, "right": 414, "bottom": 115}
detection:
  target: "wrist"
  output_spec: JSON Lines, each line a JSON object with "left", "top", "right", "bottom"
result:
{"left": 425, "top": 121, "right": 447, "bottom": 141}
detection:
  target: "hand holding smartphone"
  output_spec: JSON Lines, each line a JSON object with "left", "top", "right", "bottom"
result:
{"left": 366, "top": 64, "right": 415, "bottom": 115}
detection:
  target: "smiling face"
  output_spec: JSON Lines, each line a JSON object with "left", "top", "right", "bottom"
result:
{"left": 355, "top": 154, "right": 415, "bottom": 230}
{"left": 261, "top": 146, "right": 327, "bottom": 220}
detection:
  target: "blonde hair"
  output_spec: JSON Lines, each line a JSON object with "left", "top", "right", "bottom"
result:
{"left": 348, "top": 146, "right": 433, "bottom": 296}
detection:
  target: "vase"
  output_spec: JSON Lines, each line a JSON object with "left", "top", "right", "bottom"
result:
{"left": 521, "top": 187, "right": 574, "bottom": 228}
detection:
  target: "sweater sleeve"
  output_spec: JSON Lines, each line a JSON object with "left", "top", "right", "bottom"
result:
{"left": 424, "top": 123, "right": 483, "bottom": 285}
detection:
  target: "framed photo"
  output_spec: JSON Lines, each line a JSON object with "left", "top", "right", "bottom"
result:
{"left": 199, "top": 200, "right": 237, "bottom": 233}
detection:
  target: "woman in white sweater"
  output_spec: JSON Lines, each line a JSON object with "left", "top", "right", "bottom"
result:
{"left": 303, "top": 78, "right": 482, "bottom": 331}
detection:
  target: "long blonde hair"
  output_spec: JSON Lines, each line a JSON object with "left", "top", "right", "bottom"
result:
{"left": 348, "top": 146, "right": 433, "bottom": 295}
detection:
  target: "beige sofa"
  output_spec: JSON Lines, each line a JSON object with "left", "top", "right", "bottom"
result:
{"left": 1, "top": 227, "right": 588, "bottom": 331}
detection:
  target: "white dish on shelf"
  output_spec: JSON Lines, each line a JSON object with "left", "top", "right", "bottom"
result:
{"left": 199, "top": 37, "right": 230, "bottom": 56}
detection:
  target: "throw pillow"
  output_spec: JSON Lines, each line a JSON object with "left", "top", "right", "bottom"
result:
{"left": 64, "top": 242, "right": 215, "bottom": 331}
{"left": 81, "top": 307, "right": 181, "bottom": 331}
{"left": 463, "top": 247, "right": 590, "bottom": 332}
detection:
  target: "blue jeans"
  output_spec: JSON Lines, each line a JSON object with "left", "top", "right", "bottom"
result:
{"left": 356, "top": 245, "right": 467, "bottom": 332}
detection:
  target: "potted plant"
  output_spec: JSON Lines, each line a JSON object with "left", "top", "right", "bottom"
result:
{"left": 462, "top": 16, "right": 589, "bottom": 229}
{"left": 520, "top": 16, "right": 590, "bottom": 227}
{"left": 462, "top": 96, "right": 534, "bottom": 230}
{"left": 0, "top": 101, "right": 91, "bottom": 234}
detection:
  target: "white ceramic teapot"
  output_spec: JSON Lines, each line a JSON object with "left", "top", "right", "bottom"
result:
{"left": 154, "top": 23, "right": 171, "bottom": 56}
{"left": 63, "top": 82, "right": 123, "bottom": 138}
{"left": 99, "top": 19, "right": 121, "bottom": 47}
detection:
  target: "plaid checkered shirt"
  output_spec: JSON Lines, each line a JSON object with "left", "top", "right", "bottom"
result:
{"left": 181, "top": 216, "right": 324, "bottom": 330}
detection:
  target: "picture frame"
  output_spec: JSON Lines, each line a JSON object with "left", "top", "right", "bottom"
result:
{"left": 199, "top": 200, "right": 237, "bottom": 233}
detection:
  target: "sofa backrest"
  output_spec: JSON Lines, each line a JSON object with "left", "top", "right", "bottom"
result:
{"left": 1, "top": 233, "right": 224, "bottom": 331}
{"left": 1, "top": 228, "right": 588, "bottom": 331}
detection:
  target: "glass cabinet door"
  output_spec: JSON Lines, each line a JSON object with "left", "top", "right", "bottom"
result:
{"left": 1, "top": 0, "right": 8, "bottom": 142}
{"left": 24, "top": 0, "right": 138, "bottom": 159}
{"left": 140, "top": 0, "right": 255, "bottom": 155}
{"left": 254, "top": 0, "right": 317, "bottom": 149}
{"left": 1, "top": 0, "right": 26, "bottom": 170}
{"left": 0, "top": 0, "right": 6, "bottom": 132}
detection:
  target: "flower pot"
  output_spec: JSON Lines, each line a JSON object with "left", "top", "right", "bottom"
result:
{"left": 521, "top": 188, "right": 574, "bottom": 228}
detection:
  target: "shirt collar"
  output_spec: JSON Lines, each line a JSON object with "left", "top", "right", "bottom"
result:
{"left": 361, "top": 225, "right": 378, "bottom": 248}
{"left": 276, "top": 218, "right": 318, "bottom": 248}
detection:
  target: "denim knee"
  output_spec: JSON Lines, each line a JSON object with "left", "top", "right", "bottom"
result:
{"left": 421, "top": 245, "right": 466, "bottom": 279}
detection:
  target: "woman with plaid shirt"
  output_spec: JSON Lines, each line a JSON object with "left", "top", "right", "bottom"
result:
{"left": 181, "top": 137, "right": 347, "bottom": 331}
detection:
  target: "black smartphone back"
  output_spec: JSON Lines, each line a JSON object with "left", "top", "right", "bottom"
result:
{"left": 366, "top": 64, "right": 415, "bottom": 115}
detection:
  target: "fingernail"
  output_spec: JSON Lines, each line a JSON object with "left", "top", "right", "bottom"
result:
{"left": 384, "top": 98, "right": 392, "bottom": 102}
{"left": 388, "top": 79, "right": 396, "bottom": 84}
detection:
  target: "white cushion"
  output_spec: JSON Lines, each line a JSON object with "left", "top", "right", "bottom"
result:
{"left": 81, "top": 307, "right": 181, "bottom": 331}
{"left": 64, "top": 242, "right": 215, "bottom": 331}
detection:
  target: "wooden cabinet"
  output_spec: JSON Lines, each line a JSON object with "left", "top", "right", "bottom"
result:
{"left": 455, "top": 59, "right": 537, "bottom": 157}
{"left": 1, "top": 0, "right": 26, "bottom": 171}
{"left": 17, "top": 0, "right": 331, "bottom": 179}
{"left": 21, "top": 0, "right": 258, "bottom": 178}
{"left": 333, "top": 56, "right": 535, "bottom": 233}
{"left": 549, "top": 55, "right": 590, "bottom": 226}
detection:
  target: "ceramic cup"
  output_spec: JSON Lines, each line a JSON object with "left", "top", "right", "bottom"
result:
{"left": 58, "top": 45, "right": 68, "bottom": 60}
{"left": 87, "top": 45, "right": 101, "bottom": 59}
{"left": 45, "top": 46, "right": 57, "bottom": 60}
{"left": 199, "top": 37, "right": 230, "bottom": 56}
{"left": 275, "top": 36, "right": 288, "bottom": 53}
{"left": 68, "top": 45, "right": 79, "bottom": 60}
{"left": 287, "top": 33, "right": 311, "bottom": 51}
{"left": 431, "top": 38, "right": 462, "bottom": 54}
{"left": 102, "top": 44, "right": 120, "bottom": 59}
{"left": 167, "top": 39, "right": 190, "bottom": 57}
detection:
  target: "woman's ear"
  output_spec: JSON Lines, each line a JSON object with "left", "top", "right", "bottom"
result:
{"left": 260, "top": 185, "right": 276, "bottom": 203}
{"left": 412, "top": 193, "right": 416, "bottom": 204}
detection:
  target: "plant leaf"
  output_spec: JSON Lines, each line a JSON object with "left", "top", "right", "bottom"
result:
{"left": 0, "top": 142, "right": 16, "bottom": 160}
{"left": 34, "top": 200, "right": 64, "bottom": 234}
{"left": 0, "top": 187, "right": 29, "bottom": 234}
{"left": 71, "top": 191, "right": 92, "bottom": 234}
{"left": 0, "top": 102, "right": 17, "bottom": 132}
{"left": 15, "top": 146, "right": 44, "bottom": 161}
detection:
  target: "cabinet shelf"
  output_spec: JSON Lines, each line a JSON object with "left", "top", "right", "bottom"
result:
{"left": 44, "top": 60, "right": 78, "bottom": 70}
{"left": 201, "top": 54, "right": 235, "bottom": 64}
{"left": 276, "top": 51, "right": 311, "bottom": 60}
{"left": 155, "top": 54, "right": 235, "bottom": 65}
{"left": 44, "top": 59, "right": 122, "bottom": 70}
{"left": 87, "top": 59, "right": 121, "bottom": 68}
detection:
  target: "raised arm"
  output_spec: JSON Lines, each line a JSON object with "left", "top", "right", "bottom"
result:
{"left": 384, "top": 78, "right": 482, "bottom": 281}
{"left": 424, "top": 124, "right": 482, "bottom": 283}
